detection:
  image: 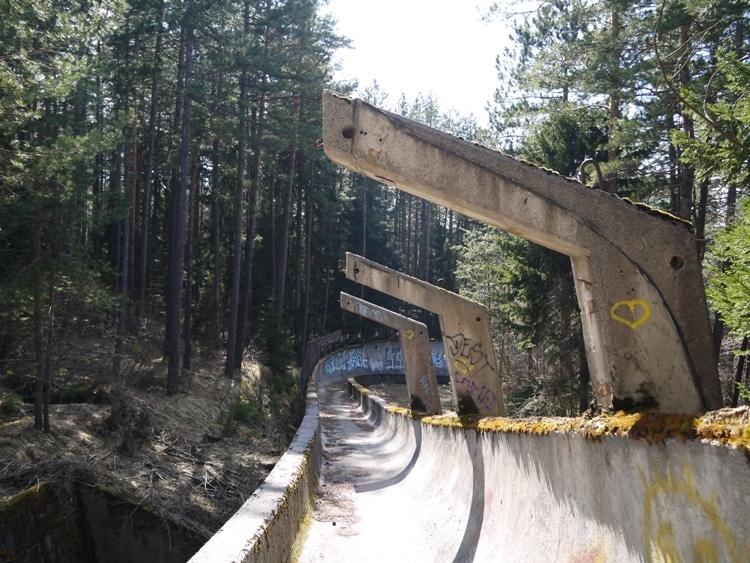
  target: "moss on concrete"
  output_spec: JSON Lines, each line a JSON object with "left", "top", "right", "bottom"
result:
{"left": 413, "top": 408, "right": 750, "bottom": 453}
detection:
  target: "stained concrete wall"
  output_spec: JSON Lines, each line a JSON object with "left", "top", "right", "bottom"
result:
{"left": 319, "top": 341, "right": 448, "bottom": 382}
{"left": 190, "top": 342, "right": 750, "bottom": 562}
{"left": 345, "top": 380, "right": 750, "bottom": 562}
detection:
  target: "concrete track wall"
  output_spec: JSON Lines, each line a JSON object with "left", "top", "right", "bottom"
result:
{"left": 346, "top": 378, "right": 750, "bottom": 562}
{"left": 190, "top": 343, "right": 750, "bottom": 562}
{"left": 320, "top": 341, "right": 448, "bottom": 380}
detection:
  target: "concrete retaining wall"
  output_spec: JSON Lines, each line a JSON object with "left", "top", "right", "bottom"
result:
{"left": 0, "top": 481, "right": 206, "bottom": 562}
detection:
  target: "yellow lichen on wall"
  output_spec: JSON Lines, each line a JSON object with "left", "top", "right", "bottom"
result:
{"left": 354, "top": 375, "right": 750, "bottom": 452}
{"left": 412, "top": 407, "right": 750, "bottom": 453}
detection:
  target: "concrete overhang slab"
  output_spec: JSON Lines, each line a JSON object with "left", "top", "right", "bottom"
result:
{"left": 323, "top": 91, "right": 722, "bottom": 414}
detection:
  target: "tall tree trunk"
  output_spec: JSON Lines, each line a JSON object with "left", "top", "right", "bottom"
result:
{"left": 607, "top": 8, "right": 621, "bottom": 194}
{"left": 666, "top": 111, "right": 679, "bottom": 213}
{"left": 695, "top": 177, "right": 709, "bottom": 260}
{"left": 33, "top": 205, "right": 43, "bottom": 430}
{"left": 273, "top": 93, "right": 301, "bottom": 326}
{"left": 677, "top": 23, "right": 695, "bottom": 221}
{"left": 183, "top": 153, "right": 199, "bottom": 370}
{"left": 210, "top": 136, "right": 222, "bottom": 349}
{"left": 405, "top": 193, "right": 413, "bottom": 274}
{"left": 138, "top": 31, "right": 162, "bottom": 322}
{"left": 164, "top": 24, "right": 186, "bottom": 357}
{"left": 166, "top": 3, "right": 194, "bottom": 394}
{"left": 299, "top": 165, "right": 313, "bottom": 364}
{"left": 114, "top": 137, "right": 132, "bottom": 377}
{"left": 294, "top": 162, "right": 307, "bottom": 350}
{"left": 225, "top": 81, "right": 247, "bottom": 376}
{"left": 420, "top": 199, "right": 430, "bottom": 281}
{"left": 43, "top": 205, "right": 63, "bottom": 433}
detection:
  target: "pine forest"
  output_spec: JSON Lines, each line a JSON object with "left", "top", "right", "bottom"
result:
{"left": 1, "top": 0, "right": 750, "bottom": 541}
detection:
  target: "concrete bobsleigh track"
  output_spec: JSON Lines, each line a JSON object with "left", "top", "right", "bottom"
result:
{"left": 189, "top": 343, "right": 750, "bottom": 562}
{"left": 186, "top": 90, "right": 749, "bottom": 562}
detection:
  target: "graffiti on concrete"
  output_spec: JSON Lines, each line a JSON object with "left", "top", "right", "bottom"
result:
{"left": 446, "top": 333, "right": 495, "bottom": 378}
{"left": 351, "top": 300, "right": 383, "bottom": 322}
{"left": 322, "top": 341, "right": 448, "bottom": 378}
{"left": 403, "top": 329, "right": 415, "bottom": 340}
{"left": 610, "top": 299, "right": 651, "bottom": 329}
{"left": 324, "top": 351, "right": 348, "bottom": 375}
{"left": 346, "top": 347, "right": 368, "bottom": 371}
{"left": 418, "top": 373, "right": 432, "bottom": 398}
{"left": 456, "top": 374, "right": 499, "bottom": 411}
{"left": 641, "top": 464, "right": 748, "bottom": 562}
{"left": 432, "top": 348, "right": 446, "bottom": 369}
{"left": 385, "top": 345, "right": 403, "bottom": 371}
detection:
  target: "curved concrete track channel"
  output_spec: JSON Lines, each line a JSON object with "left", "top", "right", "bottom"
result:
{"left": 190, "top": 345, "right": 750, "bottom": 562}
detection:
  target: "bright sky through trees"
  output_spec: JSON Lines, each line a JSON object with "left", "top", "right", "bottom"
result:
{"left": 324, "top": 0, "right": 504, "bottom": 125}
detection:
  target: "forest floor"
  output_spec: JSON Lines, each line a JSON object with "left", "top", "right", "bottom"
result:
{"left": 0, "top": 329, "right": 304, "bottom": 540}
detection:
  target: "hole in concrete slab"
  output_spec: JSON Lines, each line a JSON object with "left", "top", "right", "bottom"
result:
{"left": 476, "top": 317, "right": 482, "bottom": 322}
{"left": 670, "top": 255, "right": 685, "bottom": 270}
{"left": 341, "top": 126, "right": 355, "bottom": 139}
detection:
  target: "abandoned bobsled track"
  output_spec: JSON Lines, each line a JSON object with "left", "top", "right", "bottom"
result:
{"left": 188, "top": 90, "right": 749, "bottom": 562}
{"left": 189, "top": 345, "right": 750, "bottom": 562}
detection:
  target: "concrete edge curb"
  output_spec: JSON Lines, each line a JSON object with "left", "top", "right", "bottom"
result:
{"left": 188, "top": 367, "right": 322, "bottom": 563}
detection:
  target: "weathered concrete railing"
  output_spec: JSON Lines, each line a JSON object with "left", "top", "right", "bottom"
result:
{"left": 323, "top": 91, "right": 722, "bottom": 415}
{"left": 188, "top": 374, "right": 321, "bottom": 563}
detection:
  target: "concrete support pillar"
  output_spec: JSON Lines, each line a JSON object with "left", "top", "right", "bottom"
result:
{"left": 340, "top": 292, "right": 441, "bottom": 415}
{"left": 346, "top": 253, "right": 505, "bottom": 416}
{"left": 323, "top": 91, "right": 722, "bottom": 414}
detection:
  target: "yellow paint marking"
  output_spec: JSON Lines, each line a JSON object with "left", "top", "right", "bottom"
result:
{"left": 454, "top": 357, "right": 474, "bottom": 375}
{"left": 611, "top": 299, "right": 651, "bottom": 329}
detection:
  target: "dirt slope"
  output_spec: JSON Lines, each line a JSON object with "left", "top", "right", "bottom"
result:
{"left": 0, "top": 353, "right": 301, "bottom": 539}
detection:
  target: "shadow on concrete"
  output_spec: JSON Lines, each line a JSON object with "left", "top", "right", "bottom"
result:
{"left": 354, "top": 421, "right": 422, "bottom": 493}
{"left": 453, "top": 430, "right": 484, "bottom": 562}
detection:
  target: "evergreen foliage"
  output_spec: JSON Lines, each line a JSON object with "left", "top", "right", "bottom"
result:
{"left": 707, "top": 199, "right": 750, "bottom": 341}
{"left": 2, "top": 0, "right": 750, "bottom": 427}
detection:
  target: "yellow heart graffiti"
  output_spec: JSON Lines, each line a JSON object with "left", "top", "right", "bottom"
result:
{"left": 610, "top": 299, "right": 651, "bottom": 329}
{"left": 403, "top": 329, "right": 415, "bottom": 340}
{"left": 454, "top": 357, "right": 474, "bottom": 375}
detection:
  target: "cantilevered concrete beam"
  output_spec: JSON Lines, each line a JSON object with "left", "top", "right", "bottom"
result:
{"left": 323, "top": 91, "right": 722, "bottom": 414}
{"left": 346, "top": 253, "right": 505, "bottom": 417}
{"left": 340, "top": 292, "right": 441, "bottom": 415}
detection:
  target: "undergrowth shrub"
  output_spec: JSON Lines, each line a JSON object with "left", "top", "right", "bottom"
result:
{"left": 0, "top": 390, "right": 22, "bottom": 415}
{"left": 222, "top": 394, "right": 264, "bottom": 435}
